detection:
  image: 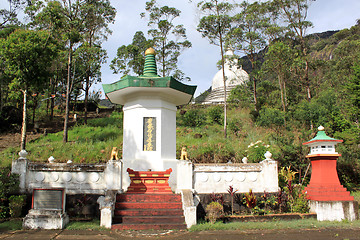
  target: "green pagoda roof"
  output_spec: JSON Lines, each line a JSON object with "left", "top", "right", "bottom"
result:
{"left": 303, "top": 126, "right": 343, "bottom": 145}
{"left": 103, "top": 48, "right": 196, "bottom": 106}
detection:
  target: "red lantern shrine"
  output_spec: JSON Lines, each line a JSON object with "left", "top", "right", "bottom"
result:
{"left": 303, "top": 126, "right": 353, "bottom": 201}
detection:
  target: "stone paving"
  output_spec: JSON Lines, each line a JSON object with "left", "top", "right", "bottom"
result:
{"left": 1, "top": 228, "right": 360, "bottom": 240}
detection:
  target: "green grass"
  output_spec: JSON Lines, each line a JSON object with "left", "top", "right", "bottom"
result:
{"left": 65, "top": 220, "right": 107, "bottom": 230}
{"left": 0, "top": 112, "right": 123, "bottom": 166}
{"left": 189, "top": 219, "right": 360, "bottom": 231}
{"left": 0, "top": 219, "right": 23, "bottom": 231}
{"left": 1, "top": 218, "right": 360, "bottom": 232}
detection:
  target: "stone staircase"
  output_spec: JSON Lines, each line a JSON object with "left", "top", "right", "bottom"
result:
{"left": 111, "top": 193, "right": 187, "bottom": 230}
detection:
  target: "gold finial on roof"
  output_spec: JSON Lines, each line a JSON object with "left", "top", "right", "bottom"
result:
{"left": 145, "top": 47, "right": 156, "bottom": 56}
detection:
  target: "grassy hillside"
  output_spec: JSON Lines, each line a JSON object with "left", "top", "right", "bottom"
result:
{"left": 0, "top": 105, "right": 303, "bottom": 166}
{"left": 1, "top": 104, "right": 359, "bottom": 190}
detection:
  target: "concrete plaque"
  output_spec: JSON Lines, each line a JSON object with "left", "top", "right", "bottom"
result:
{"left": 33, "top": 189, "right": 64, "bottom": 210}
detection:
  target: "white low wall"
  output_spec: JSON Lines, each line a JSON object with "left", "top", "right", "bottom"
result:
{"left": 193, "top": 159, "right": 278, "bottom": 194}
{"left": 12, "top": 158, "right": 122, "bottom": 194}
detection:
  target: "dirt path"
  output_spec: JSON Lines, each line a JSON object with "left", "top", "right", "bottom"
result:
{"left": 0, "top": 228, "right": 359, "bottom": 240}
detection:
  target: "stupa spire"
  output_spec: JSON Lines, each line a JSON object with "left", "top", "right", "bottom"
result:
{"left": 142, "top": 47, "right": 158, "bottom": 77}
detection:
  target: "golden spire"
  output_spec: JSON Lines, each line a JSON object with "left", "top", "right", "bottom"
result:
{"left": 145, "top": 47, "right": 156, "bottom": 56}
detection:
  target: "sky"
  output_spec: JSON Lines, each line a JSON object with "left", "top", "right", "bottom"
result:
{"left": 100, "top": 0, "right": 360, "bottom": 97}
{"left": 1, "top": 0, "right": 360, "bottom": 97}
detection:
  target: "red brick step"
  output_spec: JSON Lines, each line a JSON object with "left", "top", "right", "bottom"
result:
{"left": 112, "top": 193, "right": 187, "bottom": 230}
{"left": 116, "top": 215, "right": 185, "bottom": 224}
{"left": 116, "top": 193, "right": 181, "bottom": 202}
{"left": 112, "top": 223, "right": 187, "bottom": 230}
{"left": 114, "top": 209, "right": 184, "bottom": 217}
{"left": 115, "top": 202, "right": 182, "bottom": 210}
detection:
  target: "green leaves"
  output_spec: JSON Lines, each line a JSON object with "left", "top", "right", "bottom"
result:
{"left": 110, "top": 31, "right": 153, "bottom": 76}
{"left": 142, "top": 0, "right": 191, "bottom": 79}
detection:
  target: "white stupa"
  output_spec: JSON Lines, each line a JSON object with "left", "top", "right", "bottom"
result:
{"left": 203, "top": 50, "right": 249, "bottom": 104}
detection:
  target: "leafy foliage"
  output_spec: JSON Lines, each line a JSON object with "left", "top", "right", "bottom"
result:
{"left": 110, "top": 31, "right": 153, "bottom": 76}
{"left": 205, "top": 201, "right": 224, "bottom": 224}
{"left": 141, "top": 0, "right": 191, "bottom": 80}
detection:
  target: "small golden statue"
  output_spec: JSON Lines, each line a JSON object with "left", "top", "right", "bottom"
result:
{"left": 110, "top": 147, "right": 119, "bottom": 160}
{"left": 180, "top": 146, "right": 189, "bottom": 160}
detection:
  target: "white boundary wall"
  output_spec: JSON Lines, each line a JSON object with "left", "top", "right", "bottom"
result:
{"left": 12, "top": 157, "right": 278, "bottom": 195}
{"left": 193, "top": 159, "right": 279, "bottom": 194}
{"left": 12, "top": 158, "right": 122, "bottom": 194}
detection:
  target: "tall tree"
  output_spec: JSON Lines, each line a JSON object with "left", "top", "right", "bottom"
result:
{"left": 273, "top": 0, "right": 313, "bottom": 102}
{"left": 141, "top": 0, "right": 191, "bottom": 80}
{"left": 1, "top": 29, "right": 56, "bottom": 150}
{"left": 110, "top": 31, "right": 153, "bottom": 76}
{"left": 78, "top": 0, "right": 115, "bottom": 124}
{"left": 262, "top": 41, "right": 295, "bottom": 122}
{"left": 197, "top": 0, "right": 233, "bottom": 138}
{"left": 28, "top": 0, "right": 115, "bottom": 140}
{"left": 228, "top": 1, "right": 270, "bottom": 112}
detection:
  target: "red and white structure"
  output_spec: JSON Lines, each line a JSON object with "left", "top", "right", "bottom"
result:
{"left": 303, "top": 126, "right": 358, "bottom": 221}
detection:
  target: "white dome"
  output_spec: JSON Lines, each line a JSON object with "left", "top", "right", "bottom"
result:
{"left": 211, "top": 51, "right": 249, "bottom": 90}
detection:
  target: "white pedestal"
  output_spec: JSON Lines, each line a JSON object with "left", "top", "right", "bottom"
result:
{"left": 309, "top": 200, "right": 359, "bottom": 221}
{"left": 23, "top": 209, "right": 69, "bottom": 229}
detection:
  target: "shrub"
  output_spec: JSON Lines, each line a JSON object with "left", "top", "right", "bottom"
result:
{"left": 256, "top": 107, "right": 285, "bottom": 127}
{"left": 182, "top": 109, "right": 206, "bottom": 127}
{"left": 244, "top": 189, "right": 257, "bottom": 214}
{"left": 0, "top": 167, "right": 20, "bottom": 218}
{"left": 0, "top": 167, "right": 19, "bottom": 199}
{"left": 246, "top": 140, "right": 270, "bottom": 162}
{"left": 228, "top": 118, "right": 242, "bottom": 135}
{"left": 205, "top": 201, "right": 224, "bottom": 224}
{"left": 207, "top": 105, "right": 223, "bottom": 125}
{"left": 9, "top": 195, "right": 26, "bottom": 218}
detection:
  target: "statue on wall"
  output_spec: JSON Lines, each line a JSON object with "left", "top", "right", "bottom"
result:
{"left": 180, "top": 147, "right": 189, "bottom": 160}
{"left": 110, "top": 147, "right": 119, "bottom": 160}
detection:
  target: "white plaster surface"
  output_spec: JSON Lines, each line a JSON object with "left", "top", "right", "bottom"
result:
{"left": 310, "top": 200, "right": 359, "bottom": 221}
{"left": 12, "top": 159, "right": 122, "bottom": 194}
{"left": 23, "top": 209, "right": 69, "bottom": 229}
{"left": 193, "top": 159, "right": 278, "bottom": 193}
{"left": 122, "top": 98, "right": 177, "bottom": 171}
{"left": 181, "top": 189, "right": 197, "bottom": 228}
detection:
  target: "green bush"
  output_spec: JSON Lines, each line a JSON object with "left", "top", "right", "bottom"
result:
{"left": 228, "top": 118, "right": 242, "bottom": 135}
{"left": 205, "top": 201, "right": 224, "bottom": 224}
{"left": 0, "top": 167, "right": 19, "bottom": 200}
{"left": 256, "top": 107, "right": 284, "bottom": 127}
{"left": 207, "top": 105, "right": 223, "bottom": 125}
{"left": 9, "top": 195, "right": 26, "bottom": 218}
{"left": 182, "top": 109, "right": 206, "bottom": 127}
{"left": 246, "top": 140, "right": 270, "bottom": 162}
{"left": 0, "top": 167, "right": 20, "bottom": 218}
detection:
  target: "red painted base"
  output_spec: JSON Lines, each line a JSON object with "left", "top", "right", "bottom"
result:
{"left": 305, "top": 155, "right": 354, "bottom": 201}
{"left": 126, "top": 168, "right": 172, "bottom": 194}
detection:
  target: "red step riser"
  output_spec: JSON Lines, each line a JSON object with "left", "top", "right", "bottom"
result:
{"left": 116, "top": 216, "right": 185, "bottom": 224}
{"left": 114, "top": 209, "right": 184, "bottom": 216}
{"left": 111, "top": 224, "right": 186, "bottom": 230}
{"left": 115, "top": 202, "right": 182, "bottom": 210}
{"left": 112, "top": 192, "right": 186, "bottom": 230}
{"left": 116, "top": 194, "right": 181, "bottom": 202}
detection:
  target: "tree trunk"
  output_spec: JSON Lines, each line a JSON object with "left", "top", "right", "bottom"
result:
{"left": 253, "top": 77, "right": 257, "bottom": 111}
{"left": 278, "top": 75, "right": 286, "bottom": 126}
{"left": 20, "top": 89, "right": 27, "bottom": 150}
{"left": 84, "top": 75, "right": 90, "bottom": 124}
{"left": 219, "top": 32, "right": 227, "bottom": 139}
{"left": 63, "top": 44, "right": 73, "bottom": 143}
{"left": 32, "top": 99, "right": 36, "bottom": 126}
